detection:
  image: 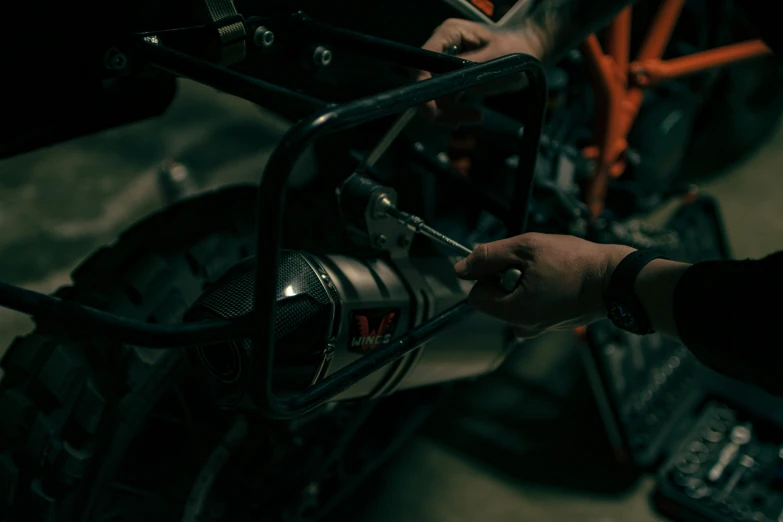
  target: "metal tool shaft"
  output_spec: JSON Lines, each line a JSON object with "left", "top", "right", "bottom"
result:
{"left": 362, "top": 109, "right": 418, "bottom": 170}
{"left": 384, "top": 206, "right": 522, "bottom": 293}
{"left": 421, "top": 225, "right": 474, "bottom": 257}
{"left": 386, "top": 207, "right": 472, "bottom": 256}
{"left": 358, "top": 44, "right": 461, "bottom": 173}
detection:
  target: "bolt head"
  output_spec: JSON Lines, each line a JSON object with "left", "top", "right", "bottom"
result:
{"left": 254, "top": 26, "right": 275, "bottom": 48}
{"left": 374, "top": 234, "right": 388, "bottom": 247}
{"left": 313, "top": 46, "right": 332, "bottom": 67}
{"left": 398, "top": 235, "right": 412, "bottom": 247}
{"left": 104, "top": 48, "right": 128, "bottom": 71}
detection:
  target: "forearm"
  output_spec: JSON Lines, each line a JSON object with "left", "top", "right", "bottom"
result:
{"left": 519, "top": 0, "right": 638, "bottom": 64}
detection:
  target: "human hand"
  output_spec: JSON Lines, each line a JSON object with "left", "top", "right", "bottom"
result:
{"left": 417, "top": 18, "right": 546, "bottom": 126}
{"left": 454, "top": 233, "right": 635, "bottom": 338}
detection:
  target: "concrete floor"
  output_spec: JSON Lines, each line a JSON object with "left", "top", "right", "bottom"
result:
{"left": 1, "top": 78, "right": 782, "bottom": 521}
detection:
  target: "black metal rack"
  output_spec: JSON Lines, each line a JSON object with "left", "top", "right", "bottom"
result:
{"left": 0, "top": 13, "right": 547, "bottom": 418}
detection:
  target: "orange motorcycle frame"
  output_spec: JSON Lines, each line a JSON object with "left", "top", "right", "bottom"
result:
{"left": 579, "top": 0, "right": 771, "bottom": 219}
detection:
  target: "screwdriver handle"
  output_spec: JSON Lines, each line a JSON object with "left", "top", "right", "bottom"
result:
{"left": 499, "top": 268, "right": 523, "bottom": 293}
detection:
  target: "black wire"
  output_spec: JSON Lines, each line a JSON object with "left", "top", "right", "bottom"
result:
{"left": 0, "top": 282, "right": 254, "bottom": 348}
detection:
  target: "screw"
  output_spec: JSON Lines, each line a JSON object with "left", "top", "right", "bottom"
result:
{"left": 374, "top": 234, "right": 388, "bottom": 247}
{"left": 414, "top": 142, "right": 425, "bottom": 152}
{"left": 253, "top": 26, "right": 275, "bottom": 48}
{"left": 104, "top": 48, "right": 128, "bottom": 71}
{"left": 313, "top": 46, "right": 332, "bottom": 67}
{"left": 436, "top": 152, "right": 450, "bottom": 164}
{"left": 398, "top": 235, "right": 412, "bottom": 247}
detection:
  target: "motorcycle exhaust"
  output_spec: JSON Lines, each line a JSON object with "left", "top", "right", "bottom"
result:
{"left": 186, "top": 250, "right": 512, "bottom": 410}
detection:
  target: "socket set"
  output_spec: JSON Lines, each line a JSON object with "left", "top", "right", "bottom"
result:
{"left": 583, "top": 322, "right": 704, "bottom": 467}
{"left": 656, "top": 402, "right": 783, "bottom": 522}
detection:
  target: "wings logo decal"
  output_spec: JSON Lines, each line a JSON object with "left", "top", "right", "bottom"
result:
{"left": 348, "top": 309, "right": 401, "bottom": 353}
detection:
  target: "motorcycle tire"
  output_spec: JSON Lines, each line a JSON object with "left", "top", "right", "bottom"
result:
{"left": 685, "top": 54, "right": 783, "bottom": 173}
{"left": 0, "top": 185, "right": 258, "bottom": 522}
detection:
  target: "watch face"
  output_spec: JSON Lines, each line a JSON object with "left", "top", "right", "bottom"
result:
{"left": 608, "top": 301, "right": 639, "bottom": 332}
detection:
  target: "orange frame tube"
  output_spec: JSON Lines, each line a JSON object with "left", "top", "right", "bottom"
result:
{"left": 580, "top": 0, "right": 772, "bottom": 219}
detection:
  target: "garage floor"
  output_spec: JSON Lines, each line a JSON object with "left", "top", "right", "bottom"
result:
{"left": 1, "top": 79, "right": 781, "bottom": 521}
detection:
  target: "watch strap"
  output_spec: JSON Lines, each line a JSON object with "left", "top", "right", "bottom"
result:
{"left": 605, "top": 250, "right": 665, "bottom": 334}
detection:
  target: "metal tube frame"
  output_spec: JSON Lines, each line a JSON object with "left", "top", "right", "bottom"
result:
{"left": 0, "top": 14, "right": 547, "bottom": 418}
{"left": 580, "top": 0, "right": 771, "bottom": 218}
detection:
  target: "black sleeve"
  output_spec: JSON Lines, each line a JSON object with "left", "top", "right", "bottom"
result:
{"left": 673, "top": 251, "right": 783, "bottom": 395}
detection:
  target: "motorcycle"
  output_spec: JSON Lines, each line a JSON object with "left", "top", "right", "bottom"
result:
{"left": 0, "top": 1, "right": 777, "bottom": 521}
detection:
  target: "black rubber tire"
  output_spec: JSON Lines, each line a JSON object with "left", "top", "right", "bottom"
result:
{"left": 0, "top": 185, "right": 258, "bottom": 522}
{"left": 685, "top": 55, "right": 783, "bottom": 174}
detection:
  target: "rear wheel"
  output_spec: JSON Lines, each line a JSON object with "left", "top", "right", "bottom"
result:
{"left": 0, "top": 186, "right": 260, "bottom": 521}
{"left": 0, "top": 184, "right": 443, "bottom": 522}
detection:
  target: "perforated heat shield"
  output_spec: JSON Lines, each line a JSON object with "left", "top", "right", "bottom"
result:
{"left": 185, "top": 251, "right": 339, "bottom": 408}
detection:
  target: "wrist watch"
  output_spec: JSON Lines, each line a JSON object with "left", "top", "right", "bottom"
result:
{"left": 603, "top": 250, "right": 665, "bottom": 335}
